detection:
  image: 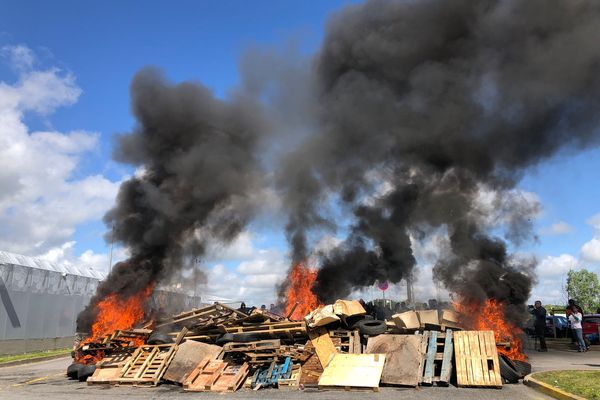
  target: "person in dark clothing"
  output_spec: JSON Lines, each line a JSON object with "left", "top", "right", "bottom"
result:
{"left": 532, "top": 300, "right": 548, "bottom": 352}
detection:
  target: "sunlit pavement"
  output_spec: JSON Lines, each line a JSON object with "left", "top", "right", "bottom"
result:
{"left": 0, "top": 356, "right": 556, "bottom": 400}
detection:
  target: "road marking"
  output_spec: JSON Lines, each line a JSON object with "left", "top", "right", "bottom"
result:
{"left": 11, "top": 372, "right": 64, "bottom": 387}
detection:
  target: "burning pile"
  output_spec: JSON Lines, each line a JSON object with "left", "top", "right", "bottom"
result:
{"left": 70, "top": 0, "right": 600, "bottom": 392}
{"left": 68, "top": 294, "right": 530, "bottom": 390}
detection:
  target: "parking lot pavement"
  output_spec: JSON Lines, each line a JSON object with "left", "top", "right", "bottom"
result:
{"left": 527, "top": 347, "right": 600, "bottom": 372}
{"left": 0, "top": 356, "right": 553, "bottom": 400}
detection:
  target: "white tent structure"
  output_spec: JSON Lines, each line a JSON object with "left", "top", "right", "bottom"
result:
{"left": 0, "top": 251, "right": 105, "bottom": 355}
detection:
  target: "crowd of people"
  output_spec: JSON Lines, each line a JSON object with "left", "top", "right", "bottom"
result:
{"left": 530, "top": 299, "right": 590, "bottom": 352}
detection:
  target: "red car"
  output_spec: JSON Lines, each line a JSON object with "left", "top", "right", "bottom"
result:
{"left": 582, "top": 314, "right": 600, "bottom": 344}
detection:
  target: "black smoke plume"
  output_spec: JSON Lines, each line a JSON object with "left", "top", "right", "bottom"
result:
{"left": 77, "top": 68, "right": 266, "bottom": 332}
{"left": 276, "top": 0, "right": 600, "bottom": 321}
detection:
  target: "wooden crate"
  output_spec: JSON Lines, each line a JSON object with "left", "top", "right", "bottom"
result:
{"left": 454, "top": 330, "right": 502, "bottom": 388}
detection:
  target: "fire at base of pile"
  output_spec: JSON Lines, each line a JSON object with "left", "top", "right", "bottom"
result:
{"left": 67, "top": 296, "right": 530, "bottom": 391}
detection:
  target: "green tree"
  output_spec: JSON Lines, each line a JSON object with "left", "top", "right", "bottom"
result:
{"left": 566, "top": 269, "right": 600, "bottom": 313}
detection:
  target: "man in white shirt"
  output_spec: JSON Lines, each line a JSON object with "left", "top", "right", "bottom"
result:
{"left": 568, "top": 306, "right": 588, "bottom": 352}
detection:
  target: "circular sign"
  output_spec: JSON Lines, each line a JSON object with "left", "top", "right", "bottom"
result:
{"left": 377, "top": 281, "right": 389, "bottom": 291}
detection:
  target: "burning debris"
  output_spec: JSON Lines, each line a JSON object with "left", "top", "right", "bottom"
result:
{"left": 67, "top": 300, "right": 528, "bottom": 390}
{"left": 70, "top": 0, "right": 600, "bottom": 393}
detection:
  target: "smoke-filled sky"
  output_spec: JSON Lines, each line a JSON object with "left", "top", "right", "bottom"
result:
{"left": 1, "top": 0, "right": 600, "bottom": 307}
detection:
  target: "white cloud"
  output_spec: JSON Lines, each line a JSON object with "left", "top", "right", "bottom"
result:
{"left": 0, "top": 45, "right": 120, "bottom": 257}
{"left": 587, "top": 213, "right": 600, "bottom": 232}
{"left": 37, "top": 241, "right": 129, "bottom": 275}
{"left": 540, "top": 221, "right": 575, "bottom": 235}
{"left": 581, "top": 238, "right": 600, "bottom": 263}
{"left": 537, "top": 254, "right": 579, "bottom": 276}
{"left": 580, "top": 213, "right": 600, "bottom": 263}
{"left": 201, "top": 241, "right": 288, "bottom": 306}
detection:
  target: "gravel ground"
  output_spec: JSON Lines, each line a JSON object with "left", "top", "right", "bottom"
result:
{"left": 0, "top": 356, "right": 555, "bottom": 400}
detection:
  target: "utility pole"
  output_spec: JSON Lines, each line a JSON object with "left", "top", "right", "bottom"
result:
{"left": 108, "top": 224, "right": 115, "bottom": 274}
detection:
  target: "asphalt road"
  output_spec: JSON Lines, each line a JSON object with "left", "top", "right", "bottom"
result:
{"left": 0, "top": 356, "right": 555, "bottom": 400}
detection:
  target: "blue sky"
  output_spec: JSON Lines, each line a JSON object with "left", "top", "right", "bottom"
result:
{"left": 1, "top": 0, "right": 599, "bottom": 305}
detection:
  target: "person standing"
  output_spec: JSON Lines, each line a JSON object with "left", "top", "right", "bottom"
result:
{"left": 568, "top": 306, "right": 588, "bottom": 352}
{"left": 532, "top": 300, "right": 548, "bottom": 352}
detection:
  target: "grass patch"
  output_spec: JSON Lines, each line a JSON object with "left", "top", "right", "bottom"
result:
{"left": 534, "top": 370, "right": 600, "bottom": 400}
{"left": 0, "top": 348, "right": 71, "bottom": 364}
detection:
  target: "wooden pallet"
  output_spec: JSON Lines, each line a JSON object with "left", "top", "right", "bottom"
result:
{"left": 156, "top": 303, "right": 246, "bottom": 330}
{"left": 223, "top": 321, "right": 307, "bottom": 336}
{"left": 102, "top": 328, "right": 187, "bottom": 386}
{"left": 223, "top": 339, "right": 281, "bottom": 353}
{"left": 329, "top": 330, "right": 361, "bottom": 354}
{"left": 278, "top": 365, "right": 302, "bottom": 390}
{"left": 87, "top": 351, "right": 133, "bottom": 385}
{"left": 113, "top": 344, "right": 178, "bottom": 386}
{"left": 454, "top": 330, "right": 502, "bottom": 388}
{"left": 183, "top": 357, "right": 249, "bottom": 392}
{"left": 419, "top": 330, "right": 454, "bottom": 386}
{"left": 299, "top": 340, "right": 323, "bottom": 386}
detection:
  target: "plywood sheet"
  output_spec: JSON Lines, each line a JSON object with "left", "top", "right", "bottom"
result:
{"left": 366, "top": 335, "right": 422, "bottom": 386}
{"left": 164, "top": 340, "right": 222, "bottom": 384}
{"left": 318, "top": 353, "right": 385, "bottom": 389}
{"left": 308, "top": 327, "right": 337, "bottom": 368}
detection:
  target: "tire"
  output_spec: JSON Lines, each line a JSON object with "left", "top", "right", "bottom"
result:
{"left": 77, "top": 365, "right": 96, "bottom": 382}
{"left": 499, "top": 355, "right": 522, "bottom": 383}
{"left": 513, "top": 360, "right": 532, "bottom": 377}
{"left": 231, "top": 333, "right": 264, "bottom": 343}
{"left": 67, "top": 362, "right": 83, "bottom": 379}
{"left": 355, "top": 319, "right": 387, "bottom": 336}
{"left": 345, "top": 315, "right": 373, "bottom": 329}
{"left": 147, "top": 331, "right": 173, "bottom": 345}
{"left": 216, "top": 333, "right": 235, "bottom": 346}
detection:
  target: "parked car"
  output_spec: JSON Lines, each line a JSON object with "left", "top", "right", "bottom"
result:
{"left": 546, "top": 315, "right": 570, "bottom": 337}
{"left": 524, "top": 315, "right": 570, "bottom": 337}
{"left": 582, "top": 314, "right": 600, "bottom": 344}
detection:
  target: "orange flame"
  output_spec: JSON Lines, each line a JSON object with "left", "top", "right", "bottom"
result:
{"left": 87, "top": 285, "right": 153, "bottom": 342}
{"left": 285, "top": 262, "right": 320, "bottom": 320}
{"left": 455, "top": 298, "right": 526, "bottom": 361}
{"left": 75, "top": 286, "right": 153, "bottom": 364}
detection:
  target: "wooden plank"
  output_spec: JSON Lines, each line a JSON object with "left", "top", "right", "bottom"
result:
{"left": 365, "top": 334, "right": 422, "bottom": 387}
{"left": 416, "top": 331, "right": 430, "bottom": 383}
{"left": 439, "top": 329, "right": 453, "bottom": 384}
{"left": 308, "top": 327, "right": 337, "bottom": 368}
{"left": 223, "top": 339, "right": 281, "bottom": 352}
{"left": 422, "top": 330, "right": 438, "bottom": 385}
{"left": 351, "top": 330, "right": 362, "bottom": 354}
{"left": 318, "top": 353, "right": 385, "bottom": 390}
